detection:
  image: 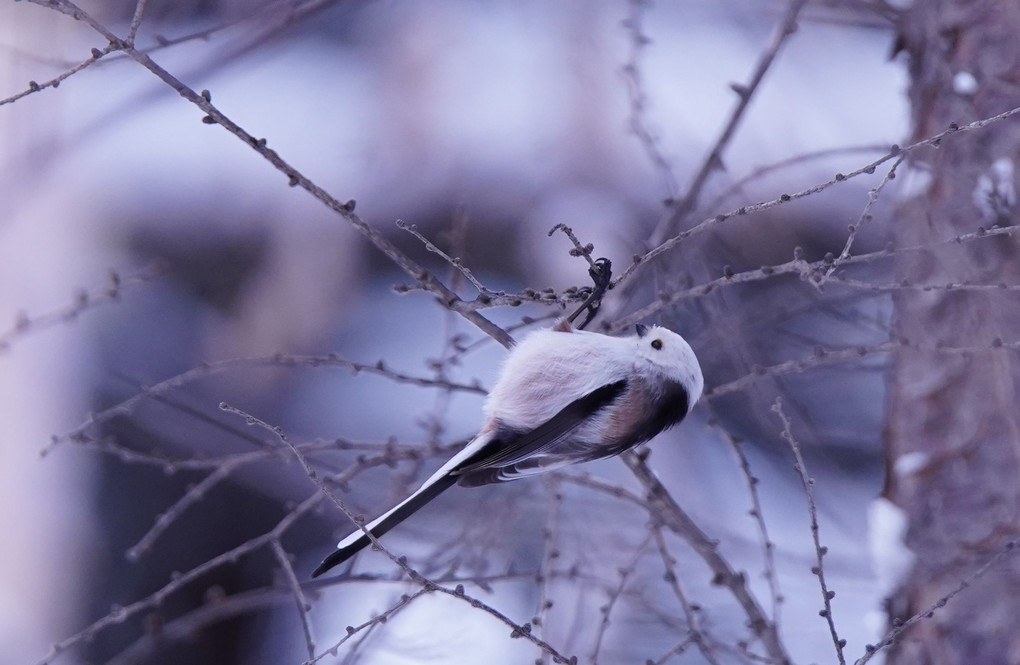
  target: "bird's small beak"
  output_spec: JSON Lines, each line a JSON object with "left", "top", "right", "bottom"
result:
{"left": 635, "top": 323, "right": 648, "bottom": 337}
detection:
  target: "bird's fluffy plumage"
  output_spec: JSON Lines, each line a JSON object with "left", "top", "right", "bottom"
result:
{"left": 312, "top": 323, "right": 703, "bottom": 578}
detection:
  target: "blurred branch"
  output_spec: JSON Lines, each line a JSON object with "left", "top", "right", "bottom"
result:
{"left": 0, "top": 42, "right": 114, "bottom": 107}
{"left": 855, "top": 537, "right": 1020, "bottom": 665}
{"left": 621, "top": 0, "right": 680, "bottom": 200}
{"left": 652, "top": 527, "right": 725, "bottom": 665}
{"left": 713, "top": 418, "right": 783, "bottom": 627}
{"left": 650, "top": 0, "right": 811, "bottom": 245}
{"left": 270, "top": 538, "right": 317, "bottom": 660}
{"left": 223, "top": 402, "right": 578, "bottom": 664}
{"left": 0, "top": 263, "right": 162, "bottom": 355}
{"left": 622, "top": 450, "right": 791, "bottom": 665}
{"left": 44, "top": 352, "right": 485, "bottom": 457}
{"left": 772, "top": 397, "right": 846, "bottom": 665}
{"left": 24, "top": 0, "right": 514, "bottom": 350}
{"left": 821, "top": 152, "right": 907, "bottom": 285}
{"left": 612, "top": 219, "right": 1020, "bottom": 331}
{"left": 590, "top": 531, "right": 655, "bottom": 663}
{"left": 616, "top": 105, "right": 1020, "bottom": 289}
{"left": 702, "top": 144, "right": 890, "bottom": 211}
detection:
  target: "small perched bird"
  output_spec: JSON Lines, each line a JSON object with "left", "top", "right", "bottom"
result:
{"left": 312, "top": 320, "right": 704, "bottom": 577}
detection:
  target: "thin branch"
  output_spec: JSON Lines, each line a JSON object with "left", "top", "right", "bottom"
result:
{"left": 43, "top": 352, "right": 485, "bottom": 456}
{"left": 397, "top": 220, "right": 491, "bottom": 295}
{"left": 35, "top": 488, "right": 327, "bottom": 665}
{"left": 534, "top": 477, "right": 564, "bottom": 665}
{"left": 548, "top": 223, "right": 598, "bottom": 268}
{"left": 0, "top": 42, "right": 116, "bottom": 107}
{"left": 820, "top": 152, "right": 907, "bottom": 284}
{"left": 615, "top": 105, "right": 1020, "bottom": 289}
{"left": 854, "top": 538, "right": 1020, "bottom": 665}
{"left": 104, "top": 587, "right": 295, "bottom": 665}
{"left": 590, "top": 531, "right": 655, "bottom": 664}
{"left": 708, "top": 334, "right": 1020, "bottom": 399}
{"left": 311, "top": 589, "right": 432, "bottom": 664}
{"left": 653, "top": 527, "right": 725, "bottom": 665}
{"left": 651, "top": 0, "right": 811, "bottom": 244}
{"left": 0, "top": 264, "right": 162, "bottom": 355}
{"left": 772, "top": 397, "right": 846, "bottom": 665}
{"left": 622, "top": 451, "right": 791, "bottom": 665}
{"left": 621, "top": 0, "right": 679, "bottom": 199}
{"left": 702, "top": 144, "right": 890, "bottom": 212}
{"left": 125, "top": 0, "right": 150, "bottom": 45}
{"left": 610, "top": 219, "right": 1020, "bottom": 331}
{"left": 126, "top": 461, "right": 242, "bottom": 561}
{"left": 220, "top": 403, "right": 577, "bottom": 664}
{"left": 647, "top": 636, "right": 698, "bottom": 665}
{"left": 25, "top": 0, "right": 514, "bottom": 349}
{"left": 714, "top": 418, "right": 783, "bottom": 628}
{"left": 271, "top": 539, "right": 316, "bottom": 660}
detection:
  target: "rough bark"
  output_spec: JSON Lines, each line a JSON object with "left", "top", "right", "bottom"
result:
{"left": 886, "top": 1, "right": 1020, "bottom": 663}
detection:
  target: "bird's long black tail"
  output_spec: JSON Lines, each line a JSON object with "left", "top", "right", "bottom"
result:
{"left": 311, "top": 472, "right": 459, "bottom": 578}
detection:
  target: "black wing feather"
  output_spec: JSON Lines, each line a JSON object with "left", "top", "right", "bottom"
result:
{"left": 453, "top": 379, "right": 626, "bottom": 477}
{"left": 312, "top": 379, "right": 627, "bottom": 578}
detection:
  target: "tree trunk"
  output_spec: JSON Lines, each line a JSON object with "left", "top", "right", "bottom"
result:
{"left": 886, "top": 1, "right": 1020, "bottom": 663}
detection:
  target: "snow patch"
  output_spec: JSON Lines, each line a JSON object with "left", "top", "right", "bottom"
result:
{"left": 893, "top": 451, "right": 929, "bottom": 477}
{"left": 868, "top": 497, "right": 915, "bottom": 597}
{"left": 953, "top": 71, "right": 979, "bottom": 96}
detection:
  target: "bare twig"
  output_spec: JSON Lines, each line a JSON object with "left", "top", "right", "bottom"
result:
{"left": 25, "top": 0, "right": 514, "bottom": 350}
{"left": 43, "top": 352, "right": 485, "bottom": 457}
{"left": 35, "top": 488, "right": 327, "bottom": 665}
{"left": 651, "top": 0, "right": 811, "bottom": 244}
{"left": 621, "top": 0, "right": 679, "bottom": 199}
{"left": 548, "top": 223, "right": 598, "bottom": 268}
{"left": 220, "top": 403, "right": 577, "bottom": 664}
{"left": 534, "top": 477, "right": 564, "bottom": 665}
{"left": 0, "top": 264, "right": 162, "bottom": 355}
{"left": 855, "top": 538, "right": 1020, "bottom": 665}
{"left": 104, "top": 587, "right": 295, "bottom": 665}
{"left": 652, "top": 527, "right": 725, "bottom": 665}
{"left": 714, "top": 419, "right": 783, "bottom": 627}
{"left": 310, "top": 589, "right": 432, "bottom": 664}
{"left": 397, "top": 220, "right": 491, "bottom": 295}
{"left": 125, "top": 0, "right": 150, "bottom": 45}
{"left": 820, "top": 152, "right": 907, "bottom": 284}
{"left": 0, "top": 43, "right": 116, "bottom": 107}
{"left": 591, "top": 531, "right": 654, "bottom": 664}
{"left": 610, "top": 219, "right": 1020, "bottom": 331}
{"left": 622, "top": 451, "right": 791, "bottom": 664}
{"left": 126, "top": 461, "right": 243, "bottom": 561}
{"left": 271, "top": 539, "right": 316, "bottom": 660}
{"left": 702, "top": 144, "right": 890, "bottom": 212}
{"left": 615, "top": 105, "right": 1020, "bottom": 289}
{"left": 772, "top": 397, "right": 846, "bottom": 665}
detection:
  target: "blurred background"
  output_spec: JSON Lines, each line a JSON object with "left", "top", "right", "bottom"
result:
{"left": 2, "top": 0, "right": 980, "bottom": 663}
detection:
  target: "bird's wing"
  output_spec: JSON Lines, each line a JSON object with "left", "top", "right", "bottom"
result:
{"left": 453, "top": 379, "right": 626, "bottom": 475}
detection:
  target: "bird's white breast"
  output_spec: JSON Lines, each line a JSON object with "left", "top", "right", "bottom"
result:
{"left": 482, "top": 329, "right": 633, "bottom": 430}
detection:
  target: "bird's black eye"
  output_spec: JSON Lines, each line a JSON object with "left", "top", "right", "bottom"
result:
{"left": 651, "top": 339, "right": 663, "bottom": 350}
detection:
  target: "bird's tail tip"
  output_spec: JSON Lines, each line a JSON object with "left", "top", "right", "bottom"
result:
{"left": 311, "top": 542, "right": 359, "bottom": 578}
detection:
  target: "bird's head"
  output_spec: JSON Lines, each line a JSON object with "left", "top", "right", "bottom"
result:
{"left": 633, "top": 323, "right": 704, "bottom": 406}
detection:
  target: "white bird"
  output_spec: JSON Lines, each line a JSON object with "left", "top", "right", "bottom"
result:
{"left": 312, "top": 320, "right": 703, "bottom": 577}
